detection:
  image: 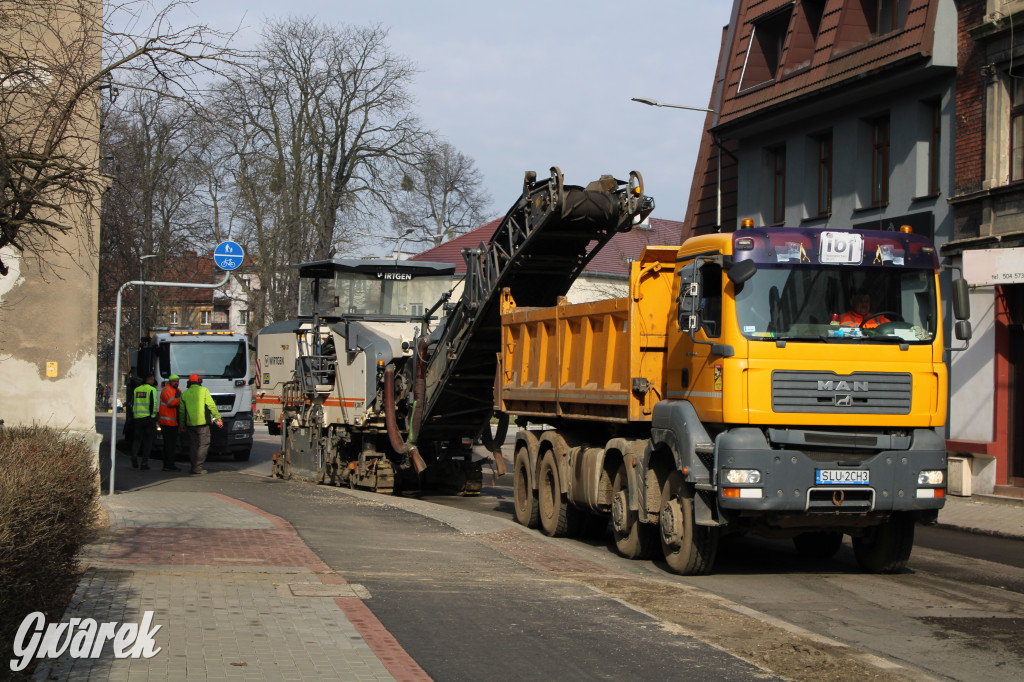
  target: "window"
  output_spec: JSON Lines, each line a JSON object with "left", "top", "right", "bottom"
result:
{"left": 833, "top": 0, "right": 907, "bottom": 52}
{"left": 770, "top": 145, "right": 787, "bottom": 224}
{"left": 1012, "top": 77, "right": 1024, "bottom": 182}
{"left": 200, "top": 310, "right": 211, "bottom": 326}
{"left": 927, "top": 100, "right": 941, "bottom": 195}
{"left": 815, "top": 133, "right": 833, "bottom": 216}
{"left": 740, "top": 8, "right": 793, "bottom": 90}
{"left": 875, "top": 0, "right": 908, "bottom": 36}
{"left": 870, "top": 116, "right": 890, "bottom": 206}
{"left": 169, "top": 310, "right": 178, "bottom": 326}
{"left": 783, "top": 0, "right": 825, "bottom": 76}
{"left": 238, "top": 310, "right": 249, "bottom": 325}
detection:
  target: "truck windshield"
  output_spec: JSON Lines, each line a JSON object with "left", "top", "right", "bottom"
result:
{"left": 160, "top": 341, "right": 248, "bottom": 379}
{"left": 298, "top": 273, "right": 452, "bottom": 318}
{"left": 733, "top": 265, "right": 937, "bottom": 343}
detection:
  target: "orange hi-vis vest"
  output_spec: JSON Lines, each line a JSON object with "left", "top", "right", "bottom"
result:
{"left": 158, "top": 385, "right": 181, "bottom": 426}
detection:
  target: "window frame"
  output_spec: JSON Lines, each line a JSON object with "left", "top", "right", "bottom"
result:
{"left": 870, "top": 116, "right": 890, "bottom": 206}
{"left": 770, "top": 145, "right": 787, "bottom": 224}
{"left": 927, "top": 100, "right": 941, "bottom": 196}
{"left": 816, "top": 133, "right": 833, "bottom": 217}
{"left": 1011, "top": 77, "right": 1024, "bottom": 183}
{"left": 200, "top": 310, "right": 211, "bottom": 326}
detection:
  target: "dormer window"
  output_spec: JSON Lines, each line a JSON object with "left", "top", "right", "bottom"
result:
{"left": 739, "top": 8, "right": 793, "bottom": 91}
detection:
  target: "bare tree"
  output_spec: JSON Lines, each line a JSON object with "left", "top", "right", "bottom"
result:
{"left": 393, "top": 142, "right": 491, "bottom": 250}
{"left": 98, "top": 83, "right": 214, "bottom": 344}
{"left": 0, "top": 0, "right": 233, "bottom": 277}
{"left": 212, "top": 18, "right": 428, "bottom": 322}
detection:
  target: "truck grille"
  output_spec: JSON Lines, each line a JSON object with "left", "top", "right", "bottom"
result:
{"left": 771, "top": 371, "right": 911, "bottom": 415}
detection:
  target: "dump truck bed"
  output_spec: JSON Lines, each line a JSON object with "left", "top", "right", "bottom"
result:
{"left": 497, "top": 246, "right": 678, "bottom": 424}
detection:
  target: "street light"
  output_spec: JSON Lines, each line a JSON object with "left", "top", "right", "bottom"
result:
{"left": 630, "top": 97, "right": 716, "bottom": 114}
{"left": 631, "top": 96, "right": 723, "bottom": 231}
{"left": 139, "top": 254, "right": 157, "bottom": 344}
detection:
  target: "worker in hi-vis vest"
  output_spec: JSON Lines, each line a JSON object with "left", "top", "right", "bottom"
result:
{"left": 131, "top": 374, "right": 158, "bottom": 470}
{"left": 180, "top": 374, "right": 223, "bottom": 475}
{"left": 158, "top": 374, "right": 182, "bottom": 472}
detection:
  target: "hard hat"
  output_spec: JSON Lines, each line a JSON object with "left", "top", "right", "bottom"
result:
{"left": 189, "top": 374, "right": 201, "bottom": 383}
{"left": 168, "top": 374, "right": 179, "bottom": 381}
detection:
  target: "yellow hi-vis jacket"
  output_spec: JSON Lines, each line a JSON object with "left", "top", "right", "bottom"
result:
{"left": 180, "top": 384, "right": 222, "bottom": 427}
{"left": 132, "top": 383, "right": 157, "bottom": 419}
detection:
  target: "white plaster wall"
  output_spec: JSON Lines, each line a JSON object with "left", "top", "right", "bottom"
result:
{"left": 949, "top": 288, "right": 997, "bottom": 442}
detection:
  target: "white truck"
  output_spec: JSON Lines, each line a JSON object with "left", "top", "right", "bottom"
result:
{"left": 125, "top": 330, "right": 255, "bottom": 461}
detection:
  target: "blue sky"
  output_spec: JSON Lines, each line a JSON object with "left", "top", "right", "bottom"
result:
{"left": 196, "top": 1, "right": 733, "bottom": 229}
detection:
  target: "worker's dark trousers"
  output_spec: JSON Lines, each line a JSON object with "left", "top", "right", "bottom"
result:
{"left": 161, "top": 424, "right": 179, "bottom": 469}
{"left": 131, "top": 417, "right": 156, "bottom": 465}
{"left": 187, "top": 425, "right": 211, "bottom": 472}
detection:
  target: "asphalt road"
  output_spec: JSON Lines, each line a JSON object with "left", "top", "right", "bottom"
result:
{"left": 101, "top": 416, "right": 1024, "bottom": 681}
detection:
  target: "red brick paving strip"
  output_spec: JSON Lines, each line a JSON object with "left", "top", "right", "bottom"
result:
{"left": 480, "top": 527, "right": 623, "bottom": 575}
{"left": 335, "top": 598, "right": 433, "bottom": 682}
{"left": 109, "top": 492, "right": 432, "bottom": 680}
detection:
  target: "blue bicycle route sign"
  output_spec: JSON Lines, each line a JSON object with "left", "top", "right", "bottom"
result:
{"left": 213, "top": 240, "right": 245, "bottom": 271}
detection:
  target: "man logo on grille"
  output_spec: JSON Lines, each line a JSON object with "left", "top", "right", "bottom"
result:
{"left": 834, "top": 394, "right": 853, "bottom": 407}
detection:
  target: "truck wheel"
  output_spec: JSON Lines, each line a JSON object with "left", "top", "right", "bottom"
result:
{"left": 537, "top": 452, "right": 581, "bottom": 537}
{"left": 612, "top": 463, "right": 656, "bottom": 559}
{"left": 234, "top": 447, "right": 252, "bottom": 462}
{"left": 267, "top": 422, "right": 281, "bottom": 436}
{"left": 852, "top": 512, "right": 914, "bottom": 573}
{"left": 513, "top": 446, "right": 539, "bottom": 528}
{"left": 659, "top": 471, "right": 718, "bottom": 575}
{"left": 793, "top": 531, "right": 843, "bottom": 560}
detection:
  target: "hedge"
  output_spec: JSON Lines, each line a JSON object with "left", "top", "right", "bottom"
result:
{"left": 0, "top": 425, "right": 99, "bottom": 678}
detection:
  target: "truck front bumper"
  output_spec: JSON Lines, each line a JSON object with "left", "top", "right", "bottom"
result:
{"left": 714, "top": 427, "right": 946, "bottom": 515}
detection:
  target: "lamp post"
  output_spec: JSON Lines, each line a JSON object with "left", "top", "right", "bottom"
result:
{"left": 631, "top": 97, "right": 722, "bottom": 231}
{"left": 139, "top": 253, "right": 157, "bottom": 344}
{"left": 630, "top": 97, "right": 716, "bottom": 114}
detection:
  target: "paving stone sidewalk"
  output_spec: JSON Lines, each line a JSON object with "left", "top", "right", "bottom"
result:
{"left": 937, "top": 494, "right": 1024, "bottom": 539}
{"left": 32, "top": 492, "right": 429, "bottom": 682}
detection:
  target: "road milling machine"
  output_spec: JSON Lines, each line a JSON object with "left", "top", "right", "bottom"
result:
{"left": 266, "top": 168, "right": 654, "bottom": 493}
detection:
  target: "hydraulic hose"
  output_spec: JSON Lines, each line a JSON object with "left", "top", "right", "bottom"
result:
{"left": 384, "top": 365, "right": 427, "bottom": 474}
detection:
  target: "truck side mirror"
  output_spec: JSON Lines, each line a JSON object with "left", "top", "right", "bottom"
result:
{"left": 952, "top": 278, "right": 970, "bottom": 321}
{"left": 955, "top": 320, "right": 972, "bottom": 341}
{"left": 677, "top": 281, "right": 699, "bottom": 331}
{"left": 725, "top": 259, "right": 757, "bottom": 284}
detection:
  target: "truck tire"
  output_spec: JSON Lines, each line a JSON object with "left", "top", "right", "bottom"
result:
{"left": 537, "top": 452, "right": 583, "bottom": 537}
{"left": 234, "top": 447, "right": 252, "bottom": 462}
{"left": 612, "top": 463, "right": 656, "bottom": 559}
{"left": 513, "top": 445, "right": 539, "bottom": 528}
{"left": 267, "top": 422, "right": 281, "bottom": 436}
{"left": 659, "top": 471, "right": 718, "bottom": 575}
{"left": 793, "top": 531, "right": 843, "bottom": 560}
{"left": 852, "top": 512, "right": 914, "bottom": 573}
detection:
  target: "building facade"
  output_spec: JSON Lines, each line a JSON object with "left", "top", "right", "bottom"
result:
{"left": 686, "top": 1, "right": 1020, "bottom": 493}
{"left": 0, "top": 1, "right": 105, "bottom": 455}
{"left": 943, "top": 0, "right": 1024, "bottom": 493}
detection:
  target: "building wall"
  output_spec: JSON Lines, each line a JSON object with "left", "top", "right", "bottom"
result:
{"left": 733, "top": 82, "right": 954, "bottom": 242}
{"left": 0, "top": 1, "right": 103, "bottom": 452}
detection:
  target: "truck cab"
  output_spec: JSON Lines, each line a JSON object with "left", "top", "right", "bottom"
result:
{"left": 127, "top": 330, "right": 254, "bottom": 461}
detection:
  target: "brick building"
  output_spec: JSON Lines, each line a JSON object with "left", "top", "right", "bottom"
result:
{"left": 942, "top": 0, "right": 1024, "bottom": 494}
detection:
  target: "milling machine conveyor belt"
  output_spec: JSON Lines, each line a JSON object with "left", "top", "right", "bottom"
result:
{"left": 416, "top": 167, "right": 655, "bottom": 443}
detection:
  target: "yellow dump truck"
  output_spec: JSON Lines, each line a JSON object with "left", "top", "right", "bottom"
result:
{"left": 499, "top": 225, "right": 972, "bottom": 575}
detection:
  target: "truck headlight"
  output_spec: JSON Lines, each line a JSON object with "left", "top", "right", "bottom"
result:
{"left": 724, "top": 468, "right": 761, "bottom": 484}
{"left": 918, "top": 470, "right": 944, "bottom": 486}
{"left": 232, "top": 419, "right": 252, "bottom": 431}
